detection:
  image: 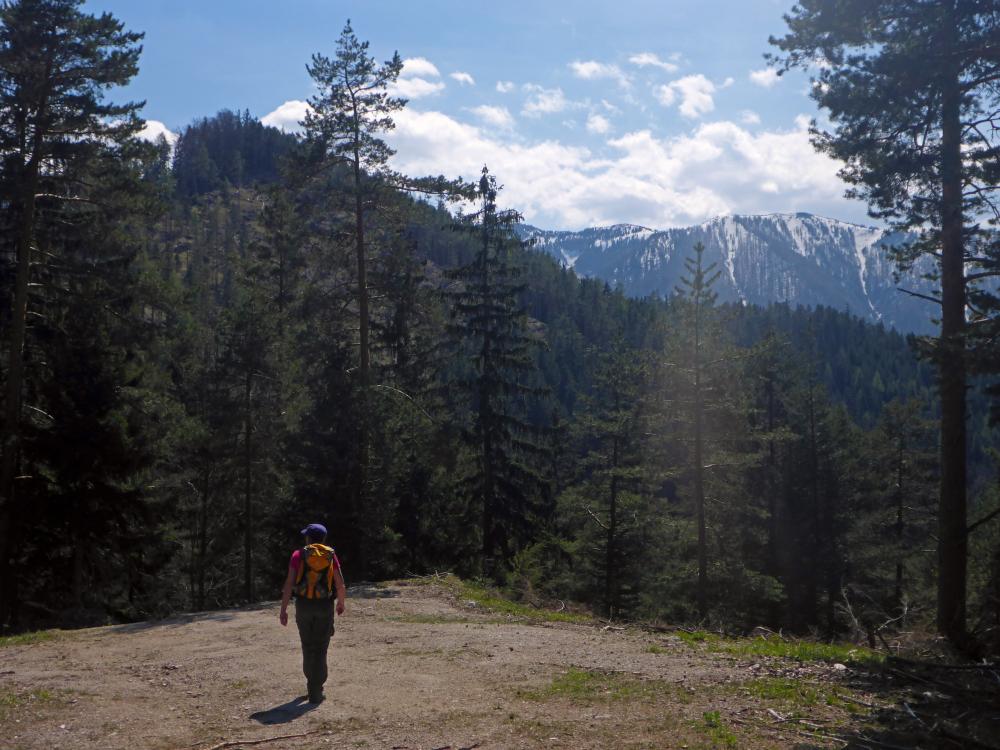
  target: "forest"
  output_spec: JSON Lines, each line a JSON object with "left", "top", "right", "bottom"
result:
{"left": 1, "top": 0, "right": 1000, "bottom": 657}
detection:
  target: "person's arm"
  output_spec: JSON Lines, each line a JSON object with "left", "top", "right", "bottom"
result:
{"left": 279, "top": 565, "right": 295, "bottom": 626}
{"left": 333, "top": 567, "right": 346, "bottom": 616}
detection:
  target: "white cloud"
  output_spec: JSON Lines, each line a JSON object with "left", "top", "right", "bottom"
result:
{"left": 387, "top": 108, "right": 850, "bottom": 230}
{"left": 586, "top": 113, "right": 612, "bottom": 135}
{"left": 261, "top": 100, "right": 312, "bottom": 132}
{"left": 628, "top": 52, "right": 679, "bottom": 73}
{"left": 601, "top": 99, "right": 621, "bottom": 115}
{"left": 749, "top": 68, "right": 780, "bottom": 88}
{"left": 740, "top": 109, "right": 762, "bottom": 125}
{"left": 391, "top": 77, "right": 445, "bottom": 99}
{"left": 389, "top": 57, "right": 446, "bottom": 99}
{"left": 522, "top": 84, "right": 573, "bottom": 117}
{"left": 139, "top": 119, "right": 178, "bottom": 146}
{"left": 569, "top": 60, "right": 630, "bottom": 88}
{"left": 402, "top": 57, "right": 441, "bottom": 78}
{"left": 469, "top": 105, "right": 514, "bottom": 130}
{"left": 496, "top": 80, "right": 515, "bottom": 93}
{"left": 450, "top": 71, "right": 475, "bottom": 86}
{"left": 654, "top": 85, "right": 676, "bottom": 107}
{"left": 655, "top": 74, "right": 719, "bottom": 118}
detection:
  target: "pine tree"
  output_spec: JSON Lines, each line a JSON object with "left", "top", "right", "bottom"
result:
{"left": 302, "top": 20, "right": 404, "bottom": 395}
{"left": 770, "top": 0, "right": 1000, "bottom": 644}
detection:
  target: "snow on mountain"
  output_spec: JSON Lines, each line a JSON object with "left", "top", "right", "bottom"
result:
{"left": 520, "top": 213, "right": 937, "bottom": 334}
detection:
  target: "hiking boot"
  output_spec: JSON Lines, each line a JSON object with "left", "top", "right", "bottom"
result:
{"left": 308, "top": 690, "right": 325, "bottom": 704}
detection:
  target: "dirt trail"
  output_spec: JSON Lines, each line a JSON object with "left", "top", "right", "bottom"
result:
{"left": 1, "top": 581, "right": 861, "bottom": 749}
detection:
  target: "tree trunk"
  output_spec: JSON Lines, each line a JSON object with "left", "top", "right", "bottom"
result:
{"left": 243, "top": 369, "right": 254, "bottom": 603}
{"left": 694, "top": 298, "right": 707, "bottom": 621}
{"left": 606, "top": 433, "right": 619, "bottom": 619}
{"left": 894, "top": 439, "right": 905, "bottom": 610}
{"left": 0, "top": 155, "right": 42, "bottom": 627}
{"left": 936, "top": 10, "right": 968, "bottom": 644}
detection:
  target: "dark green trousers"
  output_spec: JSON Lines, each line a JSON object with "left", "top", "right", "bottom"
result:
{"left": 294, "top": 597, "right": 335, "bottom": 698}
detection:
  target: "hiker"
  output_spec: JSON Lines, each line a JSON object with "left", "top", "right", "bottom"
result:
{"left": 279, "top": 523, "right": 346, "bottom": 703}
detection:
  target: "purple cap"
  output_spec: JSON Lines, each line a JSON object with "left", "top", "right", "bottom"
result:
{"left": 300, "top": 523, "right": 327, "bottom": 537}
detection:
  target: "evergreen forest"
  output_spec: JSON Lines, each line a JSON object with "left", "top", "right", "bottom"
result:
{"left": 2, "top": 0, "right": 1000, "bottom": 658}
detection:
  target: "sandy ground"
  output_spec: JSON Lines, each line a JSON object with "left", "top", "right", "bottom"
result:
{"left": 0, "top": 580, "right": 865, "bottom": 749}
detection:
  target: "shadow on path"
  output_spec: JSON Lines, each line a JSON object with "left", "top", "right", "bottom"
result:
{"left": 249, "top": 696, "right": 318, "bottom": 725}
{"left": 348, "top": 583, "right": 401, "bottom": 600}
{"left": 835, "top": 656, "right": 1000, "bottom": 749}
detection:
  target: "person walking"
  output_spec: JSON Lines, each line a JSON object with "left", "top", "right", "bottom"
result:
{"left": 279, "top": 523, "right": 346, "bottom": 703}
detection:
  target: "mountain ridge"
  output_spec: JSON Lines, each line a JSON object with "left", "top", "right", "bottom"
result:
{"left": 519, "top": 212, "right": 936, "bottom": 334}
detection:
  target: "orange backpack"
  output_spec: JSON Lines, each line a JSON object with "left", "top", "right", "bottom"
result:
{"left": 294, "top": 543, "right": 336, "bottom": 599}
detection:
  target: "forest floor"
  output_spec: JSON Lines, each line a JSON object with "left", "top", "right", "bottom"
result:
{"left": 1, "top": 577, "right": 997, "bottom": 750}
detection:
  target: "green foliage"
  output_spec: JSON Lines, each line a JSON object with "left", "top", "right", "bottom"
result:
{"left": 715, "top": 638, "right": 883, "bottom": 666}
{"left": 452, "top": 577, "right": 589, "bottom": 623}
{"left": 443, "top": 168, "right": 551, "bottom": 579}
{"left": 4, "top": 13, "right": 998, "bottom": 648}
{"left": 0, "top": 630, "right": 57, "bottom": 648}
{"left": 172, "top": 109, "right": 296, "bottom": 198}
{"left": 698, "top": 710, "right": 738, "bottom": 747}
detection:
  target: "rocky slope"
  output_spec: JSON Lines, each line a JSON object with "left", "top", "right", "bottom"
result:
{"left": 522, "top": 213, "right": 937, "bottom": 334}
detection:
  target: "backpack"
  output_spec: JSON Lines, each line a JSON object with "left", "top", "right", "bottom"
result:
{"left": 293, "top": 543, "right": 336, "bottom": 600}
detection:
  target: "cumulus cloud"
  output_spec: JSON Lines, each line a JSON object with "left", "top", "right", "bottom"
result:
{"left": 450, "top": 71, "right": 475, "bottom": 86}
{"left": 496, "top": 80, "right": 515, "bottom": 93}
{"left": 586, "top": 113, "right": 612, "bottom": 135}
{"left": 392, "top": 78, "right": 446, "bottom": 98}
{"left": 628, "top": 52, "right": 680, "bottom": 73}
{"left": 139, "top": 119, "right": 178, "bottom": 146}
{"left": 522, "top": 84, "right": 573, "bottom": 117}
{"left": 261, "top": 100, "right": 312, "bottom": 132}
{"left": 740, "top": 109, "right": 761, "bottom": 125}
{"left": 386, "top": 108, "right": 850, "bottom": 230}
{"left": 469, "top": 105, "right": 514, "bottom": 130}
{"left": 569, "top": 60, "right": 630, "bottom": 88}
{"left": 402, "top": 57, "right": 441, "bottom": 78}
{"left": 749, "top": 68, "right": 780, "bottom": 88}
{"left": 389, "top": 57, "right": 446, "bottom": 99}
{"left": 655, "top": 74, "right": 719, "bottom": 118}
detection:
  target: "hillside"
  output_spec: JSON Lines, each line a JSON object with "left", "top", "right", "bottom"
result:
{"left": 2, "top": 579, "right": 997, "bottom": 750}
{"left": 522, "top": 214, "right": 937, "bottom": 334}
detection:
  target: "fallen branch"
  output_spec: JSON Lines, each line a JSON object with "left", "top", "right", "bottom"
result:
{"left": 198, "top": 731, "right": 321, "bottom": 750}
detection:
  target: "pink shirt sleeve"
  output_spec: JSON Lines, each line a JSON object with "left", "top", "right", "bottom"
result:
{"left": 332, "top": 551, "right": 341, "bottom": 571}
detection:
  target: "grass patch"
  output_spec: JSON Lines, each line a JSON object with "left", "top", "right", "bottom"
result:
{"left": 717, "top": 638, "right": 883, "bottom": 666}
{"left": 735, "top": 677, "right": 869, "bottom": 716}
{"left": 0, "top": 688, "right": 57, "bottom": 721}
{"left": 439, "top": 576, "right": 591, "bottom": 624}
{"left": 646, "top": 643, "right": 669, "bottom": 654}
{"left": 386, "top": 613, "right": 480, "bottom": 625}
{"left": 675, "top": 629, "right": 722, "bottom": 646}
{"left": 0, "top": 630, "right": 57, "bottom": 648}
{"left": 518, "top": 668, "right": 687, "bottom": 704}
{"left": 697, "top": 710, "right": 738, "bottom": 747}
{"left": 673, "top": 628, "right": 883, "bottom": 666}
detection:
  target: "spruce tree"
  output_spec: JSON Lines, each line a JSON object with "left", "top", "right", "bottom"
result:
{"left": 445, "top": 167, "right": 549, "bottom": 579}
{"left": 565, "top": 340, "right": 652, "bottom": 618}
{"left": 0, "top": 0, "right": 145, "bottom": 627}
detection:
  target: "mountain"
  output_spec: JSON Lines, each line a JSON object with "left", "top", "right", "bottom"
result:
{"left": 521, "top": 213, "right": 937, "bottom": 334}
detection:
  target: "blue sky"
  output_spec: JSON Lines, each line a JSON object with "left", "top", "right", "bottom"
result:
{"left": 86, "top": 0, "right": 869, "bottom": 230}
